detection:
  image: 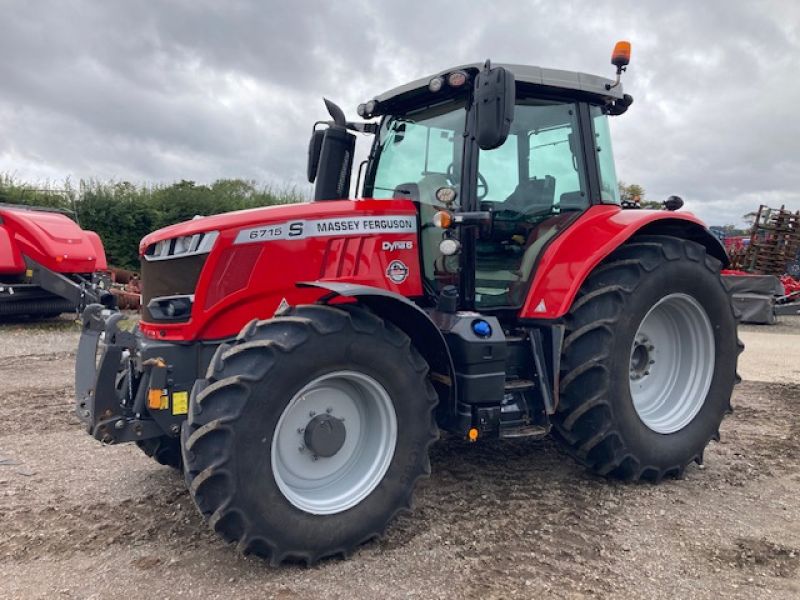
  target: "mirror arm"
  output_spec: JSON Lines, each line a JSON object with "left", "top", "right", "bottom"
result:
{"left": 346, "top": 122, "right": 378, "bottom": 134}
{"left": 453, "top": 211, "right": 492, "bottom": 226}
{"left": 314, "top": 121, "right": 377, "bottom": 135}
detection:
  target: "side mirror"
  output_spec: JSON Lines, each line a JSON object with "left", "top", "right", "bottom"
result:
{"left": 474, "top": 62, "right": 515, "bottom": 150}
{"left": 307, "top": 129, "right": 325, "bottom": 183}
{"left": 664, "top": 195, "right": 684, "bottom": 211}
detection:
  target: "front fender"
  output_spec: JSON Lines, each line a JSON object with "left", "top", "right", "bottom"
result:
{"left": 299, "top": 281, "right": 457, "bottom": 416}
{"left": 520, "top": 205, "right": 727, "bottom": 319}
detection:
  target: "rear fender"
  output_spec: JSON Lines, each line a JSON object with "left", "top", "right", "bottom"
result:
{"left": 299, "top": 281, "right": 456, "bottom": 414}
{"left": 520, "top": 205, "right": 728, "bottom": 319}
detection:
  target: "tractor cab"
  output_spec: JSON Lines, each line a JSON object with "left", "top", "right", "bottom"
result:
{"left": 309, "top": 55, "right": 634, "bottom": 311}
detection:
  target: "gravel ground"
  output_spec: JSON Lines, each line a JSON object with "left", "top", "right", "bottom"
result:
{"left": 1, "top": 315, "right": 799, "bottom": 599}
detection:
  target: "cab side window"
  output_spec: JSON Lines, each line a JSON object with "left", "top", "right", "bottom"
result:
{"left": 591, "top": 105, "right": 621, "bottom": 204}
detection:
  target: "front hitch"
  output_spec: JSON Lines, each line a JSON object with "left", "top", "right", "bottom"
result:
{"left": 74, "top": 304, "right": 163, "bottom": 444}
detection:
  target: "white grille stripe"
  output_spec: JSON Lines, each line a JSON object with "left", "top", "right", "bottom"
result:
{"left": 234, "top": 215, "right": 417, "bottom": 245}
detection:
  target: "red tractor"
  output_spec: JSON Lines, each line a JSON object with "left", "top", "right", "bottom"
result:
{"left": 0, "top": 203, "right": 111, "bottom": 317}
{"left": 76, "top": 43, "right": 740, "bottom": 564}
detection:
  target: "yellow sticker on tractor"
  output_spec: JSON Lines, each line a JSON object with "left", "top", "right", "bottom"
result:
{"left": 172, "top": 391, "right": 189, "bottom": 415}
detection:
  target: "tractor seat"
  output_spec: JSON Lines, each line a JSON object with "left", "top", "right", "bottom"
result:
{"left": 474, "top": 175, "right": 558, "bottom": 290}
{"left": 558, "top": 190, "right": 589, "bottom": 212}
{"left": 502, "top": 175, "right": 556, "bottom": 213}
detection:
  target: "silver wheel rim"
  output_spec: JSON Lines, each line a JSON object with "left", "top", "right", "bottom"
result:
{"left": 271, "top": 371, "right": 397, "bottom": 515}
{"left": 629, "top": 293, "right": 715, "bottom": 434}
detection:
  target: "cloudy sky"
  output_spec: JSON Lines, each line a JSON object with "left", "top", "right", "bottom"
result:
{"left": 1, "top": 0, "right": 798, "bottom": 226}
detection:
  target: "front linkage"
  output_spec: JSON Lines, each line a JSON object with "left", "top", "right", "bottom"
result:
{"left": 75, "top": 304, "right": 166, "bottom": 444}
{"left": 76, "top": 302, "right": 221, "bottom": 446}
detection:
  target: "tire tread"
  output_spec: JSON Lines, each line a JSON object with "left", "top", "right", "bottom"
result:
{"left": 182, "top": 304, "right": 438, "bottom": 565}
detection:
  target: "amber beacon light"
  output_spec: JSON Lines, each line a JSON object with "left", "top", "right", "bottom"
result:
{"left": 611, "top": 40, "right": 631, "bottom": 68}
{"left": 606, "top": 40, "right": 631, "bottom": 89}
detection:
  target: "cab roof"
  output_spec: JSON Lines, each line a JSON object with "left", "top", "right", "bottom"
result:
{"left": 374, "top": 63, "right": 624, "bottom": 108}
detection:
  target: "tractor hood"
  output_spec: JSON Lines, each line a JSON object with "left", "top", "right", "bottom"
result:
{"left": 136, "top": 197, "right": 421, "bottom": 341}
{"left": 138, "top": 198, "right": 410, "bottom": 254}
{"left": 0, "top": 206, "right": 107, "bottom": 274}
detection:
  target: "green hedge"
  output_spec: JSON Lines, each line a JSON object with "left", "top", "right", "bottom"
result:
{"left": 0, "top": 176, "right": 303, "bottom": 269}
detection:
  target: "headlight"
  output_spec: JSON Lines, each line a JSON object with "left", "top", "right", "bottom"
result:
{"left": 147, "top": 295, "right": 194, "bottom": 321}
{"left": 144, "top": 231, "right": 219, "bottom": 261}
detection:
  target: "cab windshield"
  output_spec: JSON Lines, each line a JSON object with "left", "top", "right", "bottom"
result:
{"left": 370, "top": 101, "right": 466, "bottom": 203}
{"left": 369, "top": 101, "right": 467, "bottom": 287}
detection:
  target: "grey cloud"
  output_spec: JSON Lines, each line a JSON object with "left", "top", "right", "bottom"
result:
{"left": 0, "top": 0, "right": 798, "bottom": 226}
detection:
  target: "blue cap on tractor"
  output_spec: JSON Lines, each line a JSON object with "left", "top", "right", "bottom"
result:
{"left": 472, "top": 319, "right": 492, "bottom": 338}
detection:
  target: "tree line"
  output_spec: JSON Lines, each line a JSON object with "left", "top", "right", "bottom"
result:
{"left": 0, "top": 175, "right": 303, "bottom": 269}
{"left": 2, "top": 175, "right": 747, "bottom": 269}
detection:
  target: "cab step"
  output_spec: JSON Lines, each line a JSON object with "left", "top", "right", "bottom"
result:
{"left": 504, "top": 378, "right": 535, "bottom": 392}
{"left": 499, "top": 424, "right": 550, "bottom": 439}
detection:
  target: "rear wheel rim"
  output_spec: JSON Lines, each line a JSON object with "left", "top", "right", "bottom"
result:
{"left": 629, "top": 293, "right": 715, "bottom": 434}
{"left": 271, "top": 371, "right": 397, "bottom": 515}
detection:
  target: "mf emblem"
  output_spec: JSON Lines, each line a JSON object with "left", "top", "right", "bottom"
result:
{"left": 385, "top": 260, "right": 409, "bottom": 284}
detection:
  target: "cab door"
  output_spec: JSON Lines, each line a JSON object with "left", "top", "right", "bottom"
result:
{"left": 472, "top": 99, "right": 593, "bottom": 309}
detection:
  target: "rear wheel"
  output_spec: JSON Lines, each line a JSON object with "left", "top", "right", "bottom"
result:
{"left": 554, "top": 235, "right": 741, "bottom": 481}
{"left": 181, "top": 305, "right": 438, "bottom": 564}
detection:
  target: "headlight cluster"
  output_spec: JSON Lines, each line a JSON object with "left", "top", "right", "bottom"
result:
{"left": 144, "top": 231, "right": 218, "bottom": 261}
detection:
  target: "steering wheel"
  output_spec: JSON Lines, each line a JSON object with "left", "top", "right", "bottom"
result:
{"left": 446, "top": 163, "right": 488, "bottom": 200}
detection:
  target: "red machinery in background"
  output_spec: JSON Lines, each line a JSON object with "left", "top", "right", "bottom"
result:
{"left": 724, "top": 205, "right": 800, "bottom": 322}
{"left": 0, "top": 203, "right": 113, "bottom": 317}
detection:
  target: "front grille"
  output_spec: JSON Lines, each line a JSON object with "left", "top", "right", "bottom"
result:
{"left": 140, "top": 254, "right": 207, "bottom": 322}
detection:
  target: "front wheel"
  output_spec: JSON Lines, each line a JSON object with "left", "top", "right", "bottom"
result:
{"left": 181, "top": 305, "right": 438, "bottom": 565}
{"left": 136, "top": 436, "right": 182, "bottom": 469}
{"left": 554, "top": 235, "right": 741, "bottom": 481}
